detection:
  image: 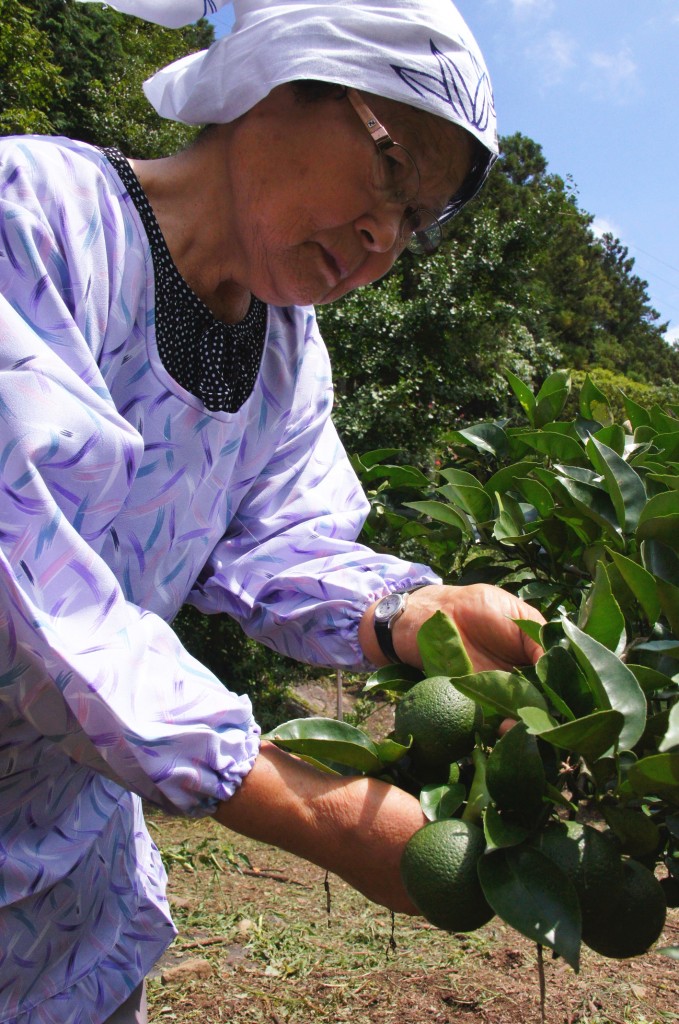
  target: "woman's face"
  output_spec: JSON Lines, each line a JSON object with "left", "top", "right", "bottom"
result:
{"left": 221, "top": 84, "right": 474, "bottom": 307}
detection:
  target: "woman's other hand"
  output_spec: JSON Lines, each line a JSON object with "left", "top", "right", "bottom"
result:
{"left": 360, "top": 583, "right": 545, "bottom": 672}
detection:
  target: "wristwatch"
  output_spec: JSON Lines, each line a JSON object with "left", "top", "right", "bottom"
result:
{"left": 373, "top": 586, "right": 424, "bottom": 664}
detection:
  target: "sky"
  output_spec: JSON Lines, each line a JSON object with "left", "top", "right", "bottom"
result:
{"left": 207, "top": 2, "right": 679, "bottom": 347}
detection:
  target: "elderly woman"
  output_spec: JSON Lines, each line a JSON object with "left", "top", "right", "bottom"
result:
{"left": 0, "top": 0, "right": 543, "bottom": 1020}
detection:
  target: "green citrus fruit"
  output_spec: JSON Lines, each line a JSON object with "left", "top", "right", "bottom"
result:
{"left": 533, "top": 820, "right": 623, "bottom": 930}
{"left": 400, "top": 819, "right": 494, "bottom": 933}
{"left": 394, "top": 677, "right": 482, "bottom": 773}
{"left": 582, "top": 858, "right": 667, "bottom": 959}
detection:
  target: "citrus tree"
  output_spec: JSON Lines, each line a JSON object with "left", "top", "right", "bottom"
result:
{"left": 265, "top": 373, "right": 678, "bottom": 980}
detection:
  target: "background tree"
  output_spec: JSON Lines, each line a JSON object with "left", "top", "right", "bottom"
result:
{"left": 3, "top": 0, "right": 213, "bottom": 155}
{"left": 320, "top": 132, "right": 678, "bottom": 462}
{"left": 0, "top": 0, "right": 64, "bottom": 133}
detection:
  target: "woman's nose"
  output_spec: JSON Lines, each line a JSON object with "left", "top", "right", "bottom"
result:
{"left": 355, "top": 205, "right": 404, "bottom": 254}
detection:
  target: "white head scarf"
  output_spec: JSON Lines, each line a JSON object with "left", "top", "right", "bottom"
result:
{"left": 80, "top": 0, "right": 498, "bottom": 217}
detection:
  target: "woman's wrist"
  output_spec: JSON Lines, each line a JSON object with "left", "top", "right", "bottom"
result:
{"left": 213, "top": 741, "right": 425, "bottom": 914}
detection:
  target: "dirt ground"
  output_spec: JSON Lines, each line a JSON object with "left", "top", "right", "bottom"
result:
{"left": 144, "top": 680, "right": 678, "bottom": 1024}
{"left": 146, "top": 812, "right": 678, "bottom": 1024}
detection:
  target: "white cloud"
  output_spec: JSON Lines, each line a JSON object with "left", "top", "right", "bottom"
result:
{"left": 531, "top": 29, "right": 577, "bottom": 85}
{"left": 665, "top": 324, "right": 679, "bottom": 348}
{"left": 510, "top": 0, "right": 555, "bottom": 15}
{"left": 591, "top": 216, "right": 622, "bottom": 240}
{"left": 588, "top": 46, "right": 638, "bottom": 95}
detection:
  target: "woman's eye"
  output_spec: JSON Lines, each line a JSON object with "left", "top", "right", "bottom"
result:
{"left": 378, "top": 145, "right": 419, "bottom": 204}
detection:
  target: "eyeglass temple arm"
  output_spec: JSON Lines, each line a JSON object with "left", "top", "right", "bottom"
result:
{"left": 345, "top": 88, "right": 394, "bottom": 152}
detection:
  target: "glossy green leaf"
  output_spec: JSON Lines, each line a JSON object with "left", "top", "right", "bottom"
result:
{"left": 438, "top": 482, "right": 494, "bottom": 522}
{"left": 577, "top": 562, "right": 625, "bottom": 653}
{"left": 622, "top": 392, "right": 651, "bottom": 432}
{"left": 532, "top": 677, "right": 576, "bottom": 723}
{"left": 419, "top": 782, "right": 466, "bottom": 822}
{"left": 580, "top": 375, "right": 612, "bottom": 424}
{"left": 634, "top": 640, "right": 679, "bottom": 661}
{"left": 447, "top": 422, "right": 509, "bottom": 458}
{"left": 607, "top": 549, "right": 661, "bottom": 626}
{"left": 461, "top": 746, "right": 490, "bottom": 825}
{"left": 634, "top": 424, "right": 658, "bottom": 444}
{"left": 375, "top": 736, "right": 413, "bottom": 764}
{"left": 656, "top": 577, "right": 679, "bottom": 637}
{"left": 451, "top": 670, "right": 547, "bottom": 720}
{"left": 517, "top": 579, "right": 566, "bottom": 610}
{"left": 506, "top": 369, "right": 537, "bottom": 424}
{"left": 647, "top": 472, "right": 679, "bottom": 492}
{"left": 438, "top": 466, "right": 483, "bottom": 488}
{"left": 264, "top": 717, "right": 383, "bottom": 773}
{"left": 484, "top": 460, "right": 542, "bottom": 497}
{"left": 416, "top": 610, "right": 474, "bottom": 678}
{"left": 521, "top": 708, "right": 624, "bottom": 763}
{"left": 535, "top": 644, "right": 595, "bottom": 720}
{"left": 637, "top": 491, "right": 679, "bottom": 552}
{"left": 515, "top": 430, "right": 585, "bottom": 465}
{"left": 586, "top": 437, "right": 647, "bottom": 533}
{"left": 516, "top": 706, "right": 559, "bottom": 732}
{"left": 483, "top": 803, "right": 531, "bottom": 849}
{"left": 652, "top": 431, "right": 679, "bottom": 461}
{"left": 478, "top": 847, "right": 581, "bottom": 971}
{"left": 642, "top": 539, "right": 679, "bottom": 581}
{"left": 562, "top": 619, "right": 647, "bottom": 750}
{"left": 362, "top": 663, "right": 423, "bottom": 695}
{"left": 556, "top": 463, "right": 602, "bottom": 486}
{"left": 628, "top": 663, "right": 677, "bottom": 695}
{"left": 291, "top": 753, "right": 344, "bottom": 776}
{"left": 592, "top": 423, "right": 625, "bottom": 454}
{"left": 659, "top": 703, "right": 679, "bottom": 753}
{"left": 649, "top": 405, "right": 679, "bottom": 434}
{"left": 628, "top": 753, "right": 679, "bottom": 805}
{"left": 485, "top": 722, "right": 546, "bottom": 818}
{"left": 555, "top": 477, "right": 622, "bottom": 542}
{"left": 512, "top": 476, "right": 555, "bottom": 517}
{"left": 536, "top": 369, "right": 571, "bottom": 407}
{"left": 353, "top": 448, "right": 403, "bottom": 471}
{"left": 600, "top": 801, "right": 660, "bottom": 858}
{"left": 511, "top": 616, "right": 544, "bottom": 648}
{"left": 403, "top": 499, "right": 471, "bottom": 535}
{"left": 360, "top": 463, "right": 430, "bottom": 488}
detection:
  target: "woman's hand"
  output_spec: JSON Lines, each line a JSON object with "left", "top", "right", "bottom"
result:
{"left": 214, "top": 741, "right": 427, "bottom": 914}
{"left": 359, "top": 583, "right": 545, "bottom": 672}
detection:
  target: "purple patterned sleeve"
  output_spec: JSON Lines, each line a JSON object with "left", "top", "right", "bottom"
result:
{"left": 0, "top": 138, "right": 259, "bottom": 816}
{"left": 190, "top": 310, "right": 440, "bottom": 670}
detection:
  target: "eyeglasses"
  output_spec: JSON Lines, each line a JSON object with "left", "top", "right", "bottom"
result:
{"left": 345, "top": 88, "right": 443, "bottom": 256}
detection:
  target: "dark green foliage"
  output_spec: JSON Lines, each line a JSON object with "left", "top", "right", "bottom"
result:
{"left": 268, "top": 376, "right": 679, "bottom": 968}
{"left": 1, "top": 0, "right": 212, "bottom": 154}
{"left": 320, "top": 134, "right": 678, "bottom": 462}
{"left": 0, "top": 0, "right": 64, "bottom": 133}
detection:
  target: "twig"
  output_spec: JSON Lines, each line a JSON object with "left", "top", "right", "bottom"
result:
{"left": 536, "top": 943, "right": 546, "bottom": 1024}
{"left": 324, "top": 869, "right": 331, "bottom": 926}
{"left": 387, "top": 910, "right": 397, "bottom": 955}
{"left": 176, "top": 935, "right": 233, "bottom": 950}
{"left": 240, "top": 867, "right": 310, "bottom": 887}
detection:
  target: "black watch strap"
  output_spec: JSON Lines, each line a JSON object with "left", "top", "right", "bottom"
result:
{"left": 374, "top": 610, "right": 401, "bottom": 663}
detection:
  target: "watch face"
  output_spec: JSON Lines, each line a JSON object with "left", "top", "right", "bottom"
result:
{"left": 375, "top": 593, "right": 404, "bottom": 622}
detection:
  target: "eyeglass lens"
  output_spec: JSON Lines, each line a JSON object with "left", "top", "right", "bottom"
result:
{"left": 347, "top": 88, "right": 443, "bottom": 256}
